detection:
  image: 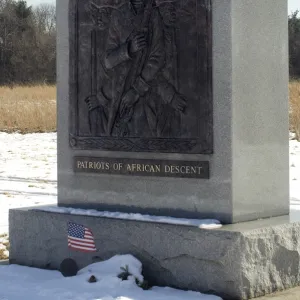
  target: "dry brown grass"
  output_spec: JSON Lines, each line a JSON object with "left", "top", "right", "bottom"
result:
{"left": 0, "top": 83, "right": 299, "bottom": 137}
{"left": 0, "top": 234, "right": 9, "bottom": 260}
{"left": 289, "top": 80, "right": 300, "bottom": 141}
{"left": 0, "top": 85, "right": 56, "bottom": 133}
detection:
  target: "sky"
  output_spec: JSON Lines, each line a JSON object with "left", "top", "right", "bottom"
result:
{"left": 26, "top": 0, "right": 54, "bottom": 6}
{"left": 24, "top": 0, "right": 300, "bottom": 12}
{"left": 289, "top": 0, "right": 300, "bottom": 14}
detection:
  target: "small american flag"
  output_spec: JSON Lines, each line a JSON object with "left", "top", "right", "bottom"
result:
{"left": 68, "top": 222, "right": 97, "bottom": 252}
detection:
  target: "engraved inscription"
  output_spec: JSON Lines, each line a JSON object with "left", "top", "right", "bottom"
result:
{"left": 69, "top": 0, "right": 212, "bottom": 153}
{"left": 74, "top": 157, "right": 209, "bottom": 179}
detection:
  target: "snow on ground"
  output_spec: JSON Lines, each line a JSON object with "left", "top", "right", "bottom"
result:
{"left": 289, "top": 135, "right": 300, "bottom": 212}
{"left": 0, "top": 132, "right": 57, "bottom": 234}
{"left": 0, "top": 255, "right": 221, "bottom": 300}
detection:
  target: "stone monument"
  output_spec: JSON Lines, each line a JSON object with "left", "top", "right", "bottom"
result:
{"left": 9, "top": 0, "right": 295, "bottom": 299}
{"left": 57, "top": 0, "right": 289, "bottom": 224}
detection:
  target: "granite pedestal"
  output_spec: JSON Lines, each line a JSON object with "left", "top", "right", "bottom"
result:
{"left": 9, "top": 207, "right": 300, "bottom": 300}
{"left": 57, "top": 0, "right": 289, "bottom": 224}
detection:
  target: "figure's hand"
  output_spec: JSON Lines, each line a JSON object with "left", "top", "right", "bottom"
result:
{"left": 171, "top": 93, "right": 187, "bottom": 113}
{"left": 85, "top": 95, "right": 99, "bottom": 111}
{"left": 129, "top": 32, "right": 146, "bottom": 54}
{"left": 120, "top": 89, "right": 139, "bottom": 117}
{"left": 85, "top": 93, "right": 108, "bottom": 111}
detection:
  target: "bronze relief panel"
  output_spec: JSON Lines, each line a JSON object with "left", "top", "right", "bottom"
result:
{"left": 69, "top": 0, "right": 212, "bottom": 154}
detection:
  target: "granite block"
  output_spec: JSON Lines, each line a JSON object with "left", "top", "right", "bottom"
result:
{"left": 9, "top": 207, "right": 300, "bottom": 299}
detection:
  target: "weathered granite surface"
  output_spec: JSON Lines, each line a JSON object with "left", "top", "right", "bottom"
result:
{"left": 9, "top": 207, "right": 300, "bottom": 300}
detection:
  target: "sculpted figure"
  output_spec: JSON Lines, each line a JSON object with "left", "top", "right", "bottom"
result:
{"left": 86, "top": 0, "right": 187, "bottom": 138}
{"left": 85, "top": 2, "right": 115, "bottom": 136}
{"left": 103, "top": 0, "right": 165, "bottom": 137}
{"left": 89, "top": 2, "right": 112, "bottom": 30}
{"left": 148, "top": 0, "right": 187, "bottom": 137}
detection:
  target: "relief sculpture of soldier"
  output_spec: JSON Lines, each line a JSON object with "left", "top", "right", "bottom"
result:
{"left": 152, "top": 0, "right": 186, "bottom": 137}
{"left": 85, "top": 2, "right": 114, "bottom": 136}
{"left": 86, "top": 0, "right": 187, "bottom": 138}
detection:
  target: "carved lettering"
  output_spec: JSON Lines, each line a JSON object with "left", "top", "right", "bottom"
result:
{"left": 76, "top": 160, "right": 202, "bottom": 175}
{"left": 77, "top": 161, "right": 84, "bottom": 168}
{"left": 74, "top": 157, "right": 209, "bottom": 178}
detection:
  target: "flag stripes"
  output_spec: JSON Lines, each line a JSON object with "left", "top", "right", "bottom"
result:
{"left": 67, "top": 222, "right": 97, "bottom": 252}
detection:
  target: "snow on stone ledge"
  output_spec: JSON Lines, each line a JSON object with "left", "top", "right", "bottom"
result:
{"left": 34, "top": 206, "right": 222, "bottom": 229}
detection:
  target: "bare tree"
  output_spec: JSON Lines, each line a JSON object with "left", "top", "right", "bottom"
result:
{"left": 33, "top": 3, "right": 56, "bottom": 34}
{"left": 0, "top": 0, "right": 56, "bottom": 85}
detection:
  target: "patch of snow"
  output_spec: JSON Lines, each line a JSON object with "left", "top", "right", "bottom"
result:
{"left": 0, "top": 254, "right": 221, "bottom": 300}
{"left": 0, "top": 132, "right": 57, "bottom": 234}
{"left": 290, "top": 132, "right": 296, "bottom": 140}
{"left": 79, "top": 255, "right": 144, "bottom": 284}
{"left": 290, "top": 138, "right": 300, "bottom": 212}
{"left": 35, "top": 206, "right": 222, "bottom": 229}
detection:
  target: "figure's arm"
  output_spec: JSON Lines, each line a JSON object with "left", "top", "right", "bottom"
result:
{"left": 155, "top": 74, "right": 187, "bottom": 113}
{"left": 142, "top": 10, "right": 165, "bottom": 81}
{"left": 132, "top": 10, "right": 165, "bottom": 96}
{"left": 156, "top": 73, "right": 176, "bottom": 104}
{"left": 104, "top": 15, "right": 132, "bottom": 70}
{"left": 104, "top": 43, "right": 131, "bottom": 69}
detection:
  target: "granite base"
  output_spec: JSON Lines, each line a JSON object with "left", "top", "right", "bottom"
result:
{"left": 9, "top": 207, "right": 300, "bottom": 300}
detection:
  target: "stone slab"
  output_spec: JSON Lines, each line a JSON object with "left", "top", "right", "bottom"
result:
{"left": 9, "top": 206, "right": 300, "bottom": 300}
{"left": 57, "top": 0, "right": 289, "bottom": 224}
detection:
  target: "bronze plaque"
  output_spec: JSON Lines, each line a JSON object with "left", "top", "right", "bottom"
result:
{"left": 69, "top": 0, "right": 212, "bottom": 154}
{"left": 74, "top": 157, "right": 209, "bottom": 179}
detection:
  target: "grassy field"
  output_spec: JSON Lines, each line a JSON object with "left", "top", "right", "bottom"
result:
{"left": 0, "top": 83, "right": 299, "bottom": 139}
{"left": 0, "top": 85, "right": 56, "bottom": 133}
{"left": 0, "top": 234, "right": 9, "bottom": 260}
